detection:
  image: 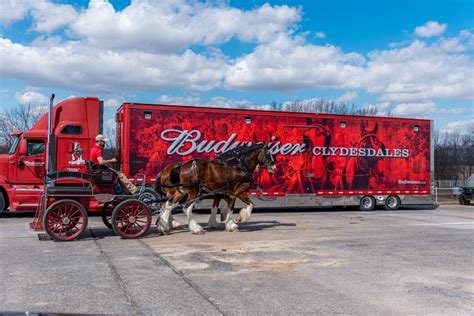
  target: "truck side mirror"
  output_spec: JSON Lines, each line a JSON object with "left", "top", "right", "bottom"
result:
{"left": 18, "top": 139, "right": 27, "bottom": 156}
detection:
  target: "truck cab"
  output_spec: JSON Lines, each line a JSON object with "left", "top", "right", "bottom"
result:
{"left": 0, "top": 97, "right": 103, "bottom": 211}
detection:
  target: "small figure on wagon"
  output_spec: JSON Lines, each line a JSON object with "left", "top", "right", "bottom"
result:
{"left": 90, "top": 134, "right": 138, "bottom": 194}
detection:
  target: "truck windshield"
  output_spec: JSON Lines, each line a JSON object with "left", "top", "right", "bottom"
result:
{"left": 8, "top": 136, "right": 20, "bottom": 155}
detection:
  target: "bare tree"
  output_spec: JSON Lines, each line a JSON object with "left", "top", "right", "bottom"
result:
{"left": 281, "top": 99, "right": 382, "bottom": 116}
{"left": 435, "top": 130, "right": 474, "bottom": 183}
{"left": 103, "top": 127, "right": 117, "bottom": 158}
{"left": 0, "top": 104, "right": 47, "bottom": 153}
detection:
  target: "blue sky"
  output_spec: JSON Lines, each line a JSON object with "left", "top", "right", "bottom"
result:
{"left": 0, "top": 0, "right": 472, "bottom": 134}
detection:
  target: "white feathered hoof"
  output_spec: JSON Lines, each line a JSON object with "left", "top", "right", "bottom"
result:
{"left": 225, "top": 221, "right": 239, "bottom": 232}
{"left": 238, "top": 206, "right": 252, "bottom": 223}
{"left": 189, "top": 221, "right": 205, "bottom": 235}
{"left": 171, "top": 219, "right": 183, "bottom": 229}
{"left": 158, "top": 226, "right": 170, "bottom": 235}
{"left": 156, "top": 217, "right": 170, "bottom": 235}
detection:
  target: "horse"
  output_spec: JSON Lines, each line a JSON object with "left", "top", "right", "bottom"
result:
{"left": 343, "top": 122, "right": 385, "bottom": 189}
{"left": 155, "top": 143, "right": 276, "bottom": 234}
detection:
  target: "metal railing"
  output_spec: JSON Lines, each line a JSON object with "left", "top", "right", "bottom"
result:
{"left": 433, "top": 187, "right": 460, "bottom": 204}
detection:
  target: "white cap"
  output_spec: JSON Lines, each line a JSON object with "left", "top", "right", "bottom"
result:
{"left": 95, "top": 134, "right": 108, "bottom": 142}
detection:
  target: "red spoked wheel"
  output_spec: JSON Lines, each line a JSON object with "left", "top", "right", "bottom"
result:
{"left": 111, "top": 199, "right": 151, "bottom": 239}
{"left": 44, "top": 199, "right": 88, "bottom": 241}
{"left": 101, "top": 200, "right": 118, "bottom": 230}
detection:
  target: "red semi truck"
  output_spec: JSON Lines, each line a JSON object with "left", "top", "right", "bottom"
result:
{"left": 0, "top": 97, "right": 433, "bottom": 212}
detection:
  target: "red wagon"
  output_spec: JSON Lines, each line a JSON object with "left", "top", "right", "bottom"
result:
{"left": 31, "top": 162, "right": 156, "bottom": 241}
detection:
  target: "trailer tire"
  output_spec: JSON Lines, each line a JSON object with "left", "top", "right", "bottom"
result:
{"left": 0, "top": 191, "right": 6, "bottom": 212}
{"left": 359, "top": 196, "right": 376, "bottom": 211}
{"left": 384, "top": 195, "right": 400, "bottom": 210}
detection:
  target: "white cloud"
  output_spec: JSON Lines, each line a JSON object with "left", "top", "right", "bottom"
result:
{"left": 30, "top": 1, "right": 77, "bottom": 33}
{"left": 0, "top": 2, "right": 472, "bottom": 109}
{"left": 437, "top": 107, "right": 473, "bottom": 115}
{"left": 225, "top": 34, "right": 365, "bottom": 91}
{"left": 414, "top": 21, "right": 447, "bottom": 37}
{"left": 15, "top": 90, "right": 49, "bottom": 105}
{"left": 391, "top": 102, "right": 436, "bottom": 117}
{"left": 156, "top": 95, "right": 200, "bottom": 105}
{"left": 104, "top": 117, "right": 115, "bottom": 132}
{"left": 104, "top": 98, "right": 123, "bottom": 108}
{"left": 336, "top": 91, "right": 358, "bottom": 103}
{"left": 0, "top": 0, "right": 31, "bottom": 26}
{"left": 315, "top": 32, "right": 326, "bottom": 39}
{"left": 0, "top": 38, "right": 227, "bottom": 92}
{"left": 0, "top": 0, "right": 77, "bottom": 32}
{"left": 440, "top": 118, "right": 474, "bottom": 134}
{"left": 438, "top": 37, "right": 466, "bottom": 53}
{"left": 68, "top": 0, "right": 300, "bottom": 53}
{"left": 202, "top": 96, "right": 274, "bottom": 110}
{"left": 156, "top": 95, "right": 274, "bottom": 110}
{"left": 361, "top": 101, "right": 391, "bottom": 116}
{"left": 364, "top": 37, "right": 473, "bottom": 102}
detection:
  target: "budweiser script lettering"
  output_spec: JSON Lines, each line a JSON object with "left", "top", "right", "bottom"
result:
{"left": 161, "top": 129, "right": 410, "bottom": 158}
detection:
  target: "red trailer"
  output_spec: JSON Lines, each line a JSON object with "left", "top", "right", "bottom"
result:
{"left": 0, "top": 97, "right": 433, "bottom": 213}
{"left": 116, "top": 102, "right": 433, "bottom": 210}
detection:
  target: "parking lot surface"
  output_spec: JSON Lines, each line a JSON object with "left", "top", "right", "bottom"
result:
{"left": 1, "top": 204, "right": 473, "bottom": 315}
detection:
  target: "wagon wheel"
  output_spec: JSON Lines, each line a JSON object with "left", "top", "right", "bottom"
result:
{"left": 111, "top": 199, "right": 151, "bottom": 239}
{"left": 43, "top": 199, "right": 88, "bottom": 241}
{"left": 101, "top": 201, "right": 118, "bottom": 230}
{"left": 138, "top": 188, "right": 161, "bottom": 214}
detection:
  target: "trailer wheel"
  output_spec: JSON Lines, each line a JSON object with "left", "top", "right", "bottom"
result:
{"left": 44, "top": 200, "right": 88, "bottom": 241}
{"left": 101, "top": 201, "right": 118, "bottom": 230}
{"left": 359, "top": 196, "right": 376, "bottom": 211}
{"left": 111, "top": 199, "right": 151, "bottom": 239}
{"left": 384, "top": 195, "right": 400, "bottom": 210}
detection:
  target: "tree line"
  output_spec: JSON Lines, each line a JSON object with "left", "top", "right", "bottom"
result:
{"left": 0, "top": 101, "right": 472, "bottom": 183}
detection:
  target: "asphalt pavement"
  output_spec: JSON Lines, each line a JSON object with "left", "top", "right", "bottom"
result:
{"left": 0, "top": 204, "right": 473, "bottom": 315}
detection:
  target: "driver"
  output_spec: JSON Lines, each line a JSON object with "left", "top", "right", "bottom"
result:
{"left": 90, "top": 134, "right": 138, "bottom": 194}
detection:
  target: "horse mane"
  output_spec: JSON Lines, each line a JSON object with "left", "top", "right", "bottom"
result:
{"left": 215, "top": 142, "right": 264, "bottom": 161}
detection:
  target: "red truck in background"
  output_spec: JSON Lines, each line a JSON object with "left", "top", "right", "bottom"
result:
{"left": 0, "top": 97, "right": 433, "bottom": 212}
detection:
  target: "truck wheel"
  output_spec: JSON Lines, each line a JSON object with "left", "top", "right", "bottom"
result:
{"left": 0, "top": 192, "right": 6, "bottom": 212}
{"left": 384, "top": 195, "right": 400, "bottom": 210}
{"left": 459, "top": 195, "right": 471, "bottom": 205}
{"left": 44, "top": 200, "right": 88, "bottom": 241}
{"left": 111, "top": 199, "right": 151, "bottom": 239}
{"left": 359, "top": 196, "right": 376, "bottom": 211}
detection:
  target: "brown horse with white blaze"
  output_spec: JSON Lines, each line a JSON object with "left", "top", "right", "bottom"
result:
{"left": 155, "top": 143, "right": 276, "bottom": 234}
